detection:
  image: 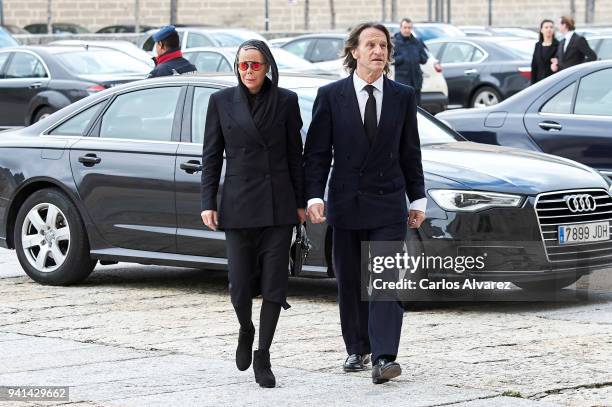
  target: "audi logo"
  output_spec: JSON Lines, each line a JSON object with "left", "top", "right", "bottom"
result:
{"left": 565, "top": 194, "right": 597, "bottom": 213}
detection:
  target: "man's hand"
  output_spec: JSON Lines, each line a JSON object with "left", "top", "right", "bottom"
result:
{"left": 551, "top": 58, "right": 559, "bottom": 72}
{"left": 201, "top": 210, "right": 218, "bottom": 231}
{"left": 408, "top": 210, "right": 425, "bottom": 229}
{"left": 297, "top": 208, "right": 306, "bottom": 224}
{"left": 307, "top": 203, "right": 326, "bottom": 224}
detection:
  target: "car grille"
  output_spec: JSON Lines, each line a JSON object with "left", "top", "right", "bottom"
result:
{"left": 534, "top": 189, "right": 612, "bottom": 263}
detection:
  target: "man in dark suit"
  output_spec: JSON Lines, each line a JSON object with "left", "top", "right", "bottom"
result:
{"left": 551, "top": 16, "right": 597, "bottom": 72}
{"left": 304, "top": 22, "right": 426, "bottom": 384}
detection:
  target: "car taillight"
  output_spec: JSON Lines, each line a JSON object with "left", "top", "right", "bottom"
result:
{"left": 87, "top": 84, "right": 105, "bottom": 93}
{"left": 518, "top": 67, "right": 531, "bottom": 80}
{"left": 434, "top": 62, "right": 443, "bottom": 73}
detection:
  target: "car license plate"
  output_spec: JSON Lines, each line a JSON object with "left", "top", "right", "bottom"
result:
{"left": 558, "top": 221, "right": 610, "bottom": 244}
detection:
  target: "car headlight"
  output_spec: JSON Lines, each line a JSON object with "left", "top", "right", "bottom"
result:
{"left": 429, "top": 189, "right": 524, "bottom": 212}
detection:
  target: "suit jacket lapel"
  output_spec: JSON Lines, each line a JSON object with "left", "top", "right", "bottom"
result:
{"left": 226, "top": 86, "right": 266, "bottom": 146}
{"left": 339, "top": 75, "right": 369, "bottom": 145}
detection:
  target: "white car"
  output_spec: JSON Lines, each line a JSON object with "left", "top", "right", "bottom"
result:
{"left": 49, "top": 40, "right": 154, "bottom": 67}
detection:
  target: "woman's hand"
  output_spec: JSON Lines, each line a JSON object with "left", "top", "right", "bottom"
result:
{"left": 297, "top": 208, "right": 306, "bottom": 225}
{"left": 201, "top": 210, "right": 218, "bottom": 231}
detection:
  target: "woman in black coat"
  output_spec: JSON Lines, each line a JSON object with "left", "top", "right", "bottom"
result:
{"left": 200, "top": 40, "right": 306, "bottom": 388}
{"left": 531, "top": 19, "right": 559, "bottom": 84}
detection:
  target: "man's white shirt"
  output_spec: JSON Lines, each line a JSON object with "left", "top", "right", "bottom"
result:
{"left": 306, "top": 72, "right": 427, "bottom": 214}
{"left": 563, "top": 31, "right": 575, "bottom": 52}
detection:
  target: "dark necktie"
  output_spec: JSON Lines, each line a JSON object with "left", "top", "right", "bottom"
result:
{"left": 363, "top": 84, "right": 377, "bottom": 144}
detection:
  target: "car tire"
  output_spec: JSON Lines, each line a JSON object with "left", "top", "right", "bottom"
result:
{"left": 34, "top": 106, "right": 55, "bottom": 122}
{"left": 14, "top": 188, "right": 97, "bottom": 285}
{"left": 512, "top": 276, "right": 581, "bottom": 292}
{"left": 471, "top": 86, "right": 502, "bottom": 108}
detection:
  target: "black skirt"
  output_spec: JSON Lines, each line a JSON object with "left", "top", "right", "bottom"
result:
{"left": 224, "top": 225, "right": 293, "bottom": 310}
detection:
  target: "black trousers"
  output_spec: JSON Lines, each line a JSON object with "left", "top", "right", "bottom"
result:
{"left": 225, "top": 226, "right": 293, "bottom": 310}
{"left": 332, "top": 222, "right": 406, "bottom": 362}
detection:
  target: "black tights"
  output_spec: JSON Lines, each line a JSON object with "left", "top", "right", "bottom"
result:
{"left": 233, "top": 300, "right": 281, "bottom": 351}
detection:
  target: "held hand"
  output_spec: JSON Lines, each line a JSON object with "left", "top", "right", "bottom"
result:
{"left": 297, "top": 208, "right": 306, "bottom": 225}
{"left": 551, "top": 62, "right": 558, "bottom": 72}
{"left": 307, "top": 203, "right": 326, "bottom": 224}
{"left": 201, "top": 210, "right": 218, "bottom": 231}
{"left": 408, "top": 210, "right": 426, "bottom": 229}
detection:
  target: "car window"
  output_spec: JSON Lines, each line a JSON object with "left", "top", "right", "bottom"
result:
{"left": 143, "top": 35, "right": 155, "bottom": 52}
{"left": 0, "top": 52, "right": 10, "bottom": 76}
{"left": 440, "top": 42, "right": 475, "bottom": 63}
{"left": 186, "top": 32, "right": 214, "bottom": 48}
{"left": 100, "top": 87, "right": 181, "bottom": 141}
{"left": 574, "top": 69, "right": 612, "bottom": 116}
{"left": 283, "top": 39, "right": 311, "bottom": 59}
{"left": 471, "top": 47, "right": 484, "bottom": 61}
{"left": 209, "top": 33, "right": 244, "bottom": 47}
{"left": 540, "top": 82, "right": 576, "bottom": 114}
{"left": 597, "top": 39, "right": 612, "bottom": 60}
{"left": 189, "top": 52, "right": 227, "bottom": 72}
{"left": 55, "top": 49, "right": 150, "bottom": 75}
{"left": 426, "top": 42, "right": 443, "bottom": 58}
{"left": 5, "top": 52, "right": 47, "bottom": 78}
{"left": 310, "top": 38, "right": 343, "bottom": 62}
{"left": 50, "top": 101, "right": 105, "bottom": 136}
{"left": 192, "top": 87, "right": 220, "bottom": 144}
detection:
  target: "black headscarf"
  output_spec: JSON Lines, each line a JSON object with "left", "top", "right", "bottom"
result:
{"left": 234, "top": 40, "right": 280, "bottom": 131}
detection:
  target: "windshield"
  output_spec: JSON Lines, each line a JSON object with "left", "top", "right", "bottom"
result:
{"left": 55, "top": 49, "right": 152, "bottom": 75}
{"left": 271, "top": 48, "right": 315, "bottom": 69}
{"left": 497, "top": 39, "right": 535, "bottom": 60}
{"left": 294, "top": 87, "right": 462, "bottom": 145}
{"left": 0, "top": 28, "right": 18, "bottom": 48}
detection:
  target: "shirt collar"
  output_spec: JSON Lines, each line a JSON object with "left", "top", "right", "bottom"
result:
{"left": 353, "top": 71, "right": 384, "bottom": 95}
{"left": 565, "top": 31, "right": 574, "bottom": 41}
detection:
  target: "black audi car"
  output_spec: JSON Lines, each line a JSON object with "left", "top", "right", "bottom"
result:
{"left": 437, "top": 61, "right": 612, "bottom": 179}
{"left": 0, "top": 46, "right": 151, "bottom": 129}
{"left": 425, "top": 36, "right": 533, "bottom": 108}
{"left": 0, "top": 74, "right": 611, "bottom": 293}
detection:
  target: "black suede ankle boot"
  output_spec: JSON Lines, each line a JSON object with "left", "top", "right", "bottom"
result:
{"left": 253, "top": 349, "right": 275, "bottom": 388}
{"left": 236, "top": 323, "right": 255, "bottom": 371}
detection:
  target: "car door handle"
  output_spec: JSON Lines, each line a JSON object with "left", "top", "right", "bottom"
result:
{"left": 78, "top": 154, "right": 102, "bottom": 166}
{"left": 464, "top": 69, "right": 478, "bottom": 75}
{"left": 538, "top": 121, "right": 562, "bottom": 131}
{"left": 29, "top": 82, "right": 42, "bottom": 89}
{"left": 180, "top": 160, "right": 202, "bottom": 173}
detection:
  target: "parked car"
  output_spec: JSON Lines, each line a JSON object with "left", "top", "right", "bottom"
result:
{"left": 269, "top": 36, "right": 297, "bottom": 47}
{"left": 425, "top": 36, "right": 533, "bottom": 108}
{"left": 382, "top": 22, "right": 466, "bottom": 41}
{"left": 587, "top": 35, "right": 612, "bottom": 60}
{"left": 0, "top": 46, "right": 150, "bottom": 128}
{"left": 140, "top": 27, "right": 267, "bottom": 54}
{"left": 49, "top": 40, "right": 154, "bottom": 66}
{"left": 183, "top": 47, "right": 336, "bottom": 76}
{"left": 96, "top": 25, "right": 156, "bottom": 34}
{"left": 0, "top": 27, "right": 18, "bottom": 48}
{"left": 436, "top": 60, "right": 612, "bottom": 179}
{"left": 24, "top": 23, "right": 90, "bottom": 34}
{"left": 1, "top": 74, "right": 611, "bottom": 292}
{"left": 279, "top": 33, "right": 448, "bottom": 113}
{"left": 1, "top": 25, "right": 29, "bottom": 35}
{"left": 459, "top": 26, "right": 538, "bottom": 40}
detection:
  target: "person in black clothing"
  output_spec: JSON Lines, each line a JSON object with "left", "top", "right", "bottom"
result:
{"left": 551, "top": 15, "right": 597, "bottom": 73}
{"left": 531, "top": 19, "right": 559, "bottom": 84}
{"left": 392, "top": 18, "right": 428, "bottom": 105}
{"left": 147, "top": 25, "right": 196, "bottom": 78}
{"left": 200, "top": 40, "right": 305, "bottom": 388}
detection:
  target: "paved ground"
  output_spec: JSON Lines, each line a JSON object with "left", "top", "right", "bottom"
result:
{"left": 0, "top": 247, "right": 610, "bottom": 407}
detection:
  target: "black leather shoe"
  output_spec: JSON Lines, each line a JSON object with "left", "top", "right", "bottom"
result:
{"left": 343, "top": 353, "right": 370, "bottom": 372}
{"left": 236, "top": 323, "right": 255, "bottom": 371}
{"left": 253, "top": 349, "right": 276, "bottom": 388}
{"left": 372, "top": 358, "right": 402, "bottom": 384}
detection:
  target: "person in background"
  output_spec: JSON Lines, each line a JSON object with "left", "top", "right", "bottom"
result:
{"left": 551, "top": 15, "right": 597, "bottom": 73}
{"left": 531, "top": 19, "right": 560, "bottom": 84}
{"left": 392, "top": 18, "right": 428, "bottom": 106}
{"left": 147, "top": 25, "right": 196, "bottom": 78}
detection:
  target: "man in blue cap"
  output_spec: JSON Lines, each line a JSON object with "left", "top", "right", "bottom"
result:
{"left": 147, "top": 25, "right": 196, "bottom": 78}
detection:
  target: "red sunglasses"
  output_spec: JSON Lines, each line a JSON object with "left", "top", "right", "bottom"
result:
{"left": 238, "top": 61, "right": 266, "bottom": 71}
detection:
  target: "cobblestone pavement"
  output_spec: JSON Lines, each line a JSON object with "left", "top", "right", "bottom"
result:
{"left": 0, "top": 248, "right": 610, "bottom": 407}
